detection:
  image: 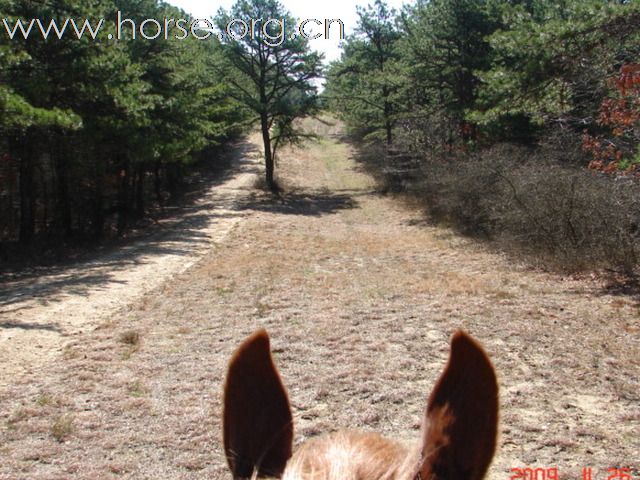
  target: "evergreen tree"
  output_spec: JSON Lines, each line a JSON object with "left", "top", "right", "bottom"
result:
{"left": 0, "top": 0, "right": 245, "bottom": 243}
{"left": 215, "top": 0, "right": 322, "bottom": 191}
{"left": 326, "top": 0, "right": 403, "bottom": 146}
{"left": 399, "top": 0, "right": 501, "bottom": 145}
{"left": 470, "top": 0, "right": 640, "bottom": 138}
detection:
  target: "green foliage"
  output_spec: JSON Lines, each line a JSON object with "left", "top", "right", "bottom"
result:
{"left": 323, "top": 0, "right": 640, "bottom": 271}
{"left": 0, "top": 1, "right": 79, "bottom": 130}
{"left": 398, "top": 0, "right": 502, "bottom": 146}
{"left": 0, "top": 0, "right": 246, "bottom": 243}
{"left": 472, "top": 0, "right": 640, "bottom": 132}
{"left": 215, "top": 0, "right": 322, "bottom": 188}
{"left": 0, "top": 85, "right": 79, "bottom": 129}
{"left": 325, "top": 0, "right": 640, "bottom": 148}
{"left": 325, "top": 0, "right": 403, "bottom": 145}
{"left": 402, "top": 0, "right": 500, "bottom": 110}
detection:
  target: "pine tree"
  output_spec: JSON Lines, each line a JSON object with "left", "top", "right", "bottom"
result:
{"left": 215, "top": 0, "right": 322, "bottom": 191}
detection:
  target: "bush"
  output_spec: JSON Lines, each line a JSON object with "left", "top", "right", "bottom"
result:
{"left": 380, "top": 141, "right": 640, "bottom": 272}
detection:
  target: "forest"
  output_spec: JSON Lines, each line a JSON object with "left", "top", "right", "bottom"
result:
{"left": 2, "top": 0, "right": 640, "bottom": 272}
{"left": 0, "top": 0, "right": 249, "bottom": 247}
{"left": 325, "top": 0, "right": 640, "bottom": 271}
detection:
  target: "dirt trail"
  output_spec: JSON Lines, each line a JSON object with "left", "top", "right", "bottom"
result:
{"left": 0, "top": 121, "right": 638, "bottom": 479}
{"left": 0, "top": 138, "right": 262, "bottom": 387}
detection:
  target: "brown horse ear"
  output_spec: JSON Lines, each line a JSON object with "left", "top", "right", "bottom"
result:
{"left": 418, "top": 331, "right": 499, "bottom": 480}
{"left": 223, "top": 329, "right": 293, "bottom": 478}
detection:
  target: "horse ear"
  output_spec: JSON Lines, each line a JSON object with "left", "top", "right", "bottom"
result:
{"left": 223, "top": 329, "right": 293, "bottom": 478}
{"left": 417, "top": 331, "right": 499, "bottom": 480}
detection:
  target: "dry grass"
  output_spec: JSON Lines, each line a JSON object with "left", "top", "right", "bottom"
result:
{"left": 0, "top": 121, "right": 638, "bottom": 479}
{"left": 51, "top": 415, "right": 74, "bottom": 442}
{"left": 119, "top": 330, "right": 140, "bottom": 346}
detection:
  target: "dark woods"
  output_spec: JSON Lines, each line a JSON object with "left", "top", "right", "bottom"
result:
{"left": 0, "top": 0, "right": 323, "bottom": 251}
{"left": 0, "top": 0, "right": 247, "bottom": 248}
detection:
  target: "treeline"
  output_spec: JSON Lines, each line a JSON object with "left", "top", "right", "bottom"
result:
{"left": 325, "top": 0, "right": 640, "bottom": 271}
{"left": 0, "top": 0, "right": 247, "bottom": 245}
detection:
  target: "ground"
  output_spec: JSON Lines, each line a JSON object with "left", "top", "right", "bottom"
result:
{"left": 0, "top": 121, "right": 638, "bottom": 479}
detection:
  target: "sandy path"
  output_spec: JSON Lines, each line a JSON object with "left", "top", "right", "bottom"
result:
{"left": 0, "top": 121, "right": 638, "bottom": 479}
{"left": 0, "top": 138, "right": 262, "bottom": 387}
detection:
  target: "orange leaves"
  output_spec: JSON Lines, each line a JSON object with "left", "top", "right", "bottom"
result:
{"left": 599, "top": 64, "right": 640, "bottom": 130}
{"left": 584, "top": 63, "right": 640, "bottom": 175}
{"left": 583, "top": 133, "right": 625, "bottom": 173}
{"left": 614, "top": 63, "right": 640, "bottom": 96}
{"left": 599, "top": 98, "right": 639, "bottom": 128}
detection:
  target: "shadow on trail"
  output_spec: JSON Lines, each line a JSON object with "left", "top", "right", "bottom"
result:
{"left": 0, "top": 272, "right": 124, "bottom": 310}
{"left": 235, "top": 188, "right": 359, "bottom": 217}
{"left": 594, "top": 273, "right": 640, "bottom": 308}
{"left": 0, "top": 137, "right": 260, "bottom": 311}
{"left": 0, "top": 321, "right": 61, "bottom": 333}
{"left": 0, "top": 212, "right": 246, "bottom": 311}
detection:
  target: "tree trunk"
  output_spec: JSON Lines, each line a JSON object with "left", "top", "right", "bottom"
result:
{"left": 54, "top": 148, "right": 72, "bottom": 238}
{"left": 134, "top": 163, "right": 145, "bottom": 218}
{"left": 18, "top": 141, "right": 36, "bottom": 244}
{"left": 260, "top": 111, "right": 276, "bottom": 191}
{"left": 92, "top": 164, "right": 105, "bottom": 239}
{"left": 117, "top": 156, "right": 130, "bottom": 235}
{"left": 382, "top": 85, "right": 393, "bottom": 148}
{"left": 385, "top": 120, "right": 393, "bottom": 148}
{"left": 166, "top": 163, "right": 181, "bottom": 203}
{"left": 154, "top": 160, "right": 164, "bottom": 211}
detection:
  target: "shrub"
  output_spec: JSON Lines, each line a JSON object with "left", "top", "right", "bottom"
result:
{"left": 374, "top": 140, "right": 640, "bottom": 272}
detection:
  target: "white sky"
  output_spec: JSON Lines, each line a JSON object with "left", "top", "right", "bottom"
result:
{"left": 164, "top": 0, "right": 411, "bottom": 64}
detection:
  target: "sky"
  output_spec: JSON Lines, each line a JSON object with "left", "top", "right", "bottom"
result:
{"left": 164, "top": 0, "right": 411, "bottom": 64}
